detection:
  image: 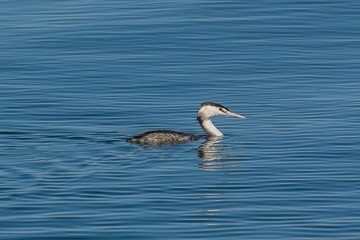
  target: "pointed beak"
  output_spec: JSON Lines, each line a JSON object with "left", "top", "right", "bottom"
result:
{"left": 225, "top": 110, "right": 246, "bottom": 119}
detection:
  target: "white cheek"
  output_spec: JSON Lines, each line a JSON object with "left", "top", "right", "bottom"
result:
{"left": 212, "top": 109, "right": 220, "bottom": 115}
{"left": 213, "top": 109, "right": 225, "bottom": 116}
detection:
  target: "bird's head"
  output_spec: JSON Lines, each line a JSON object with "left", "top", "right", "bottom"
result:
{"left": 197, "top": 102, "right": 245, "bottom": 120}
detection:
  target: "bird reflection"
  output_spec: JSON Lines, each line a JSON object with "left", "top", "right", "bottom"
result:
{"left": 128, "top": 132, "right": 245, "bottom": 171}
{"left": 198, "top": 137, "right": 245, "bottom": 171}
{"left": 198, "top": 136, "right": 227, "bottom": 161}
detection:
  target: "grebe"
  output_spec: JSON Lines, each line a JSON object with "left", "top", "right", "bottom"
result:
{"left": 126, "top": 102, "right": 245, "bottom": 146}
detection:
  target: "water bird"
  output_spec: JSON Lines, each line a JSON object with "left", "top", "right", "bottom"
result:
{"left": 126, "top": 102, "right": 245, "bottom": 146}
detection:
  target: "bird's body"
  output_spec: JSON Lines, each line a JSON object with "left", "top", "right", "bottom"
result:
{"left": 126, "top": 130, "right": 203, "bottom": 145}
{"left": 126, "top": 102, "right": 245, "bottom": 146}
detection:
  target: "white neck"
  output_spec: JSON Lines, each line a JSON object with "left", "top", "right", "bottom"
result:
{"left": 199, "top": 118, "right": 223, "bottom": 137}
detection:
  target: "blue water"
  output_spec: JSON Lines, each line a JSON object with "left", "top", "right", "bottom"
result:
{"left": 1, "top": 1, "right": 359, "bottom": 239}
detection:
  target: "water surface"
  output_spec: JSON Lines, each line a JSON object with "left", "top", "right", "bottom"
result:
{"left": 1, "top": 1, "right": 359, "bottom": 239}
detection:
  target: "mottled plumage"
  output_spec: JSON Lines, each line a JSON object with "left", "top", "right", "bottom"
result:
{"left": 126, "top": 130, "right": 203, "bottom": 146}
